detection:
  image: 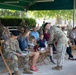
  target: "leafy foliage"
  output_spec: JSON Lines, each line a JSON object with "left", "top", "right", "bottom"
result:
{"left": 0, "top": 9, "right": 73, "bottom": 21}
{"left": 28, "top": 10, "right": 73, "bottom": 20}
{"left": 0, "top": 18, "right": 36, "bottom": 27}
{"left": 24, "top": 18, "right": 36, "bottom": 28}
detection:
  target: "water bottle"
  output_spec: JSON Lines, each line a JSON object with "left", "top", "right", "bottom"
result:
{"left": 45, "top": 41, "right": 48, "bottom": 47}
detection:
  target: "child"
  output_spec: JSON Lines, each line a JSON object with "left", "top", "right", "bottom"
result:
{"left": 37, "top": 34, "right": 46, "bottom": 52}
{"left": 37, "top": 34, "right": 55, "bottom": 64}
{"left": 28, "top": 36, "right": 38, "bottom": 51}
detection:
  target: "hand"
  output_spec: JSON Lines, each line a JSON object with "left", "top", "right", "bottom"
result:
{"left": 15, "top": 53, "right": 21, "bottom": 57}
{"left": 20, "top": 52, "right": 23, "bottom": 54}
{"left": 48, "top": 44, "right": 52, "bottom": 47}
{"left": 25, "top": 48, "right": 29, "bottom": 50}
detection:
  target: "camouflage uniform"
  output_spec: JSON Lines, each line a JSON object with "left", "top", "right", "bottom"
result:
{"left": 3, "top": 38, "right": 29, "bottom": 72}
{"left": 0, "top": 23, "right": 4, "bottom": 39}
{"left": 48, "top": 26, "right": 68, "bottom": 67}
{"left": 18, "top": 20, "right": 28, "bottom": 33}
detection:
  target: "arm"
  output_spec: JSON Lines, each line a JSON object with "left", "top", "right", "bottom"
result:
{"left": 48, "top": 27, "right": 54, "bottom": 45}
{"left": 19, "top": 37, "right": 26, "bottom": 50}
{"left": 15, "top": 40, "right": 22, "bottom": 53}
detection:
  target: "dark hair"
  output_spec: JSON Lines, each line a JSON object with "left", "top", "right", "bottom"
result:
{"left": 43, "top": 22, "right": 49, "bottom": 33}
{"left": 24, "top": 26, "right": 30, "bottom": 32}
{"left": 43, "top": 22, "right": 49, "bottom": 28}
{"left": 33, "top": 26, "right": 36, "bottom": 28}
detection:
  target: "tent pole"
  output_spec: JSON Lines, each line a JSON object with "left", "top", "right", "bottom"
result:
{"left": 19, "top": 11, "right": 21, "bottom": 18}
{"left": 20, "top": 11, "right": 24, "bottom": 18}
{"left": 73, "top": 0, "right": 75, "bottom": 28}
{"left": 25, "top": 9, "right": 28, "bottom": 18}
{"left": 26, "top": 10, "right": 28, "bottom": 18}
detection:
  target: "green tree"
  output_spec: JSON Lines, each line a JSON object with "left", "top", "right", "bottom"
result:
{"left": 28, "top": 10, "right": 73, "bottom": 21}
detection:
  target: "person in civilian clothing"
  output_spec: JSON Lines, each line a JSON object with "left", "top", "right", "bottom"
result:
{"left": 18, "top": 28, "right": 39, "bottom": 72}
{"left": 30, "top": 26, "right": 39, "bottom": 40}
{"left": 43, "top": 29, "right": 50, "bottom": 41}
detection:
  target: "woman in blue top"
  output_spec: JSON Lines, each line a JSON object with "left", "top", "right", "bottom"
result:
{"left": 18, "top": 28, "right": 39, "bottom": 71}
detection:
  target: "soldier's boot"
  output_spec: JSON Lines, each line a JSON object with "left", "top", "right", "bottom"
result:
{"left": 52, "top": 66, "right": 62, "bottom": 70}
{"left": 14, "top": 71, "right": 21, "bottom": 75}
{"left": 23, "top": 68, "right": 33, "bottom": 74}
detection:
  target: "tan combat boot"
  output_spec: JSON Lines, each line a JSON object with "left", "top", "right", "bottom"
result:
{"left": 52, "top": 66, "right": 62, "bottom": 70}
{"left": 23, "top": 68, "right": 33, "bottom": 74}
{"left": 14, "top": 71, "right": 21, "bottom": 75}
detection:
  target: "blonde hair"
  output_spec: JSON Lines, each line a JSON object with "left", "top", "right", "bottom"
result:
{"left": 29, "top": 36, "right": 37, "bottom": 45}
{"left": 29, "top": 36, "right": 35, "bottom": 42}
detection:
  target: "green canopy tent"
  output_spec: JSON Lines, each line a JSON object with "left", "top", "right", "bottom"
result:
{"left": 0, "top": 0, "right": 75, "bottom": 27}
{"left": 0, "top": 0, "right": 74, "bottom": 11}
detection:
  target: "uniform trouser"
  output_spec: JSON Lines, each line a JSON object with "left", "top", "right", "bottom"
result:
{"left": 6, "top": 53, "right": 29, "bottom": 72}
{"left": 56, "top": 43, "right": 67, "bottom": 66}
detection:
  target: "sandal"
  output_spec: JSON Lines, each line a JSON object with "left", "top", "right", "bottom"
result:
{"left": 30, "top": 66, "right": 38, "bottom": 71}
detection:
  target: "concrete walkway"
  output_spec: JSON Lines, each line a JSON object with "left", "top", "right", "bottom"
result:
{"left": 0, "top": 56, "right": 76, "bottom": 75}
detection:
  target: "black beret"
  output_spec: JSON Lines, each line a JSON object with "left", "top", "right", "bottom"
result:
{"left": 11, "top": 31, "right": 19, "bottom": 36}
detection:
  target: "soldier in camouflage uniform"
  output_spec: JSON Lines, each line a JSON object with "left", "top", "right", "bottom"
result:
{"left": 3, "top": 31, "right": 33, "bottom": 75}
{"left": 0, "top": 20, "right": 5, "bottom": 39}
{"left": 48, "top": 25, "right": 68, "bottom": 70}
{"left": 18, "top": 19, "right": 28, "bottom": 33}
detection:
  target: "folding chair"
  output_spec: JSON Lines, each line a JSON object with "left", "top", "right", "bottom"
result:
{"left": 37, "top": 48, "right": 50, "bottom": 65}
{"left": 71, "top": 45, "right": 76, "bottom": 55}
{"left": 28, "top": 47, "right": 50, "bottom": 66}
{"left": 0, "top": 46, "right": 12, "bottom": 75}
{"left": 71, "top": 45, "right": 76, "bottom": 50}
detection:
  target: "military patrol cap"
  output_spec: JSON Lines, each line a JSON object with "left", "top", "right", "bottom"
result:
{"left": 11, "top": 31, "right": 19, "bottom": 36}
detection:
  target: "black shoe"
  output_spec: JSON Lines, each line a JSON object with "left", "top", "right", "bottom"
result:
{"left": 53, "top": 51, "right": 57, "bottom": 54}
{"left": 49, "top": 56, "right": 56, "bottom": 64}
{"left": 51, "top": 60, "right": 56, "bottom": 64}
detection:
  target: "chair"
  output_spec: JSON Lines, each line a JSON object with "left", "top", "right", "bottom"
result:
{"left": 28, "top": 51, "right": 50, "bottom": 66}
{"left": 37, "top": 52, "right": 47, "bottom": 65}
{"left": 37, "top": 47, "right": 50, "bottom": 65}
{"left": 0, "top": 46, "right": 12, "bottom": 75}
{"left": 71, "top": 45, "right": 76, "bottom": 55}
{"left": 71, "top": 45, "right": 76, "bottom": 50}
